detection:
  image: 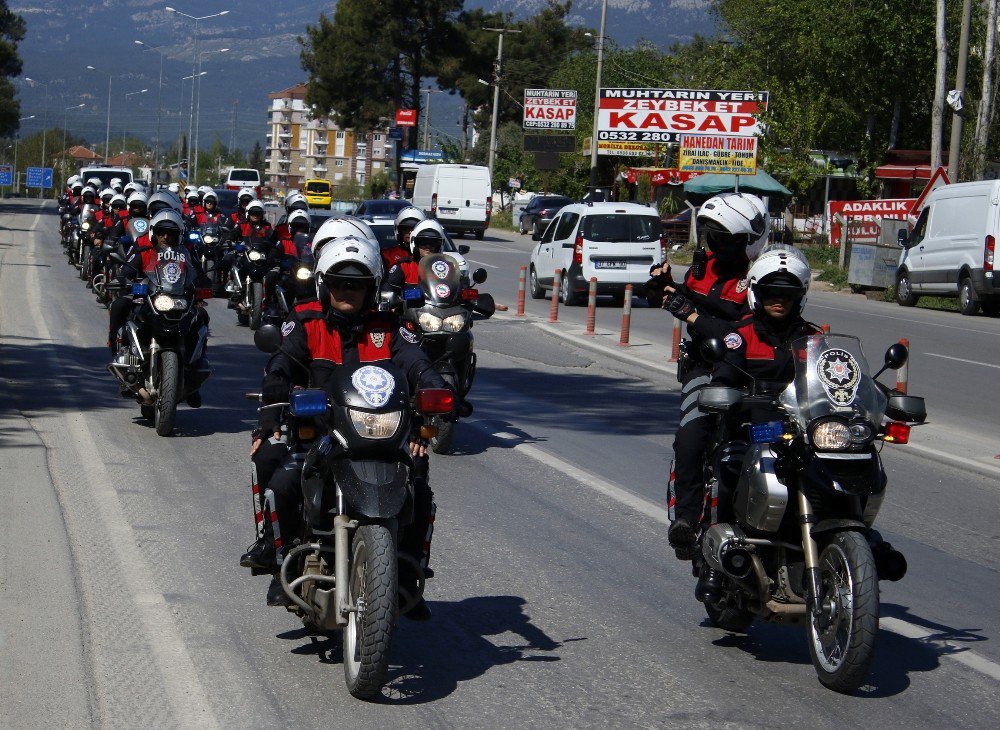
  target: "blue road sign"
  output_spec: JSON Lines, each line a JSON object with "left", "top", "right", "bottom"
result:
{"left": 42, "top": 167, "right": 54, "bottom": 189}
{"left": 26, "top": 166, "right": 43, "bottom": 187}
{"left": 0, "top": 165, "right": 12, "bottom": 186}
{"left": 388, "top": 127, "right": 404, "bottom": 141}
{"left": 400, "top": 149, "right": 445, "bottom": 163}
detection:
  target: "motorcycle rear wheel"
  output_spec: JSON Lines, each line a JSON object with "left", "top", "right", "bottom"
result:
{"left": 343, "top": 522, "right": 397, "bottom": 700}
{"left": 154, "top": 351, "right": 180, "bottom": 436}
{"left": 429, "top": 416, "right": 454, "bottom": 454}
{"left": 249, "top": 282, "right": 264, "bottom": 331}
{"left": 807, "top": 530, "right": 879, "bottom": 693}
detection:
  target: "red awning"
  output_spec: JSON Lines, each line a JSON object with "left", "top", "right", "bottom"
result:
{"left": 626, "top": 168, "right": 702, "bottom": 186}
{"left": 874, "top": 164, "right": 934, "bottom": 180}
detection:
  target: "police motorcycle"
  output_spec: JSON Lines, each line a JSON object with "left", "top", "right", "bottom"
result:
{"left": 262, "top": 233, "right": 315, "bottom": 328}
{"left": 250, "top": 324, "right": 455, "bottom": 699}
{"left": 188, "top": 221, "right": 225, "bottom": 292}
{"left": 400, "top": 253, "right": 493, "bottom": 453}
{"left": 58, "top": 196, "right": 76, "bottom": 247}
{"left": 107, "top": 252, "right": 213, "bottom": 436}
{"left": 692, "top": 333, "right": 924, "bottom": 693}
{"left": 226, "top": 234, "right": 272, "bottom": 330}
{"left": 72, "top": 203, "right": 98, "bottom": 271}
{"left": 94, "top": 218, "right": 150, "bottom": 306}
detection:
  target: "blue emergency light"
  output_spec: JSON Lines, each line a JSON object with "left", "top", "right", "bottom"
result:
{"left": 749, "top": 421, "right": 784, "bottom": 444}
{"left": 290, "top": 390, "right": 329, "bottom": 417}
{"left": 131, "top": 283, "right": 149, "bottom": 296}
{"left": 403, "top": 286, "right": 423, "bottom": 301}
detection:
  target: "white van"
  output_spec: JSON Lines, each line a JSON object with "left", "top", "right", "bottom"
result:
{"left": 412, "top": 164, "right": 491, "bottom": 240}
{"left": 79, "top": 166, "right": 134, "bottom": 188}
{"left": 225, "top": 168, "right": 262, "bottom": 198}
{"left": 896, "top": 179, "right": 1000, "bottom": 316}
{"left": 528, "top": 202, "right": 665, "bottom": 305}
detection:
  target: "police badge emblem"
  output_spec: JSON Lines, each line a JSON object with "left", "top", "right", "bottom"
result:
{"left": 281, "top": 321, "right": 295, "bottom": 337}
{"left": 434, "top": 283, "right": 451, "bottom": 299}
{"left": 736, "top": 278, "right": 749, "bottom": 293}
{"left": 724, "top": 332, "right": 743, "bottom": 350}
{"left": 399, "top": 326, "right": 418, "bottom": 344}
{"left": 431, "top": 260, "right": 451, "bottom": 279}
{"left": 370, "top": 329, "right": 386, "bottom": 348}
{"left": 162, "top": 261, "right": 182, "bottom": 284}
{"left": 351, "top": 366, "right": 395, "bottom": 408}
{"left": 816, "top": 348, "right": 861, "bottom": 405}
{"left": 132, "top": 218, "right": 148, "bottom": 235}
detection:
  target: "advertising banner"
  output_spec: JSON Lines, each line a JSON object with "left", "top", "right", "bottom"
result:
{"left": 597, "top": 88, "right": 768, "bottom": 144}
{"left": 523, "top": 89, "right": 578, "bottom": 130}
{"left": 395, "top": 108, "right": 417, "bottom": 127}
{"left": 583, "top": 137, "right": 658, "bottom": 158}
{"left": 828, "top": 198, "right": 916, "bottom": 245}
{"left": 679, "top": 135, "right": 757, "bottom": 175}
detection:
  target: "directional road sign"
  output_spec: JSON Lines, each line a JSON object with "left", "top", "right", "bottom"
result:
{"left": 26, "top": 166, "right": 54, "bottom": 188}
{"left": 0, "top": 165, "right": 12, "bottom": 186}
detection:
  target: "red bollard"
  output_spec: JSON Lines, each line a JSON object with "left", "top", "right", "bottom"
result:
{"left": 516, "top": 265, "right": 527, "bottom": 317}
{"left": 618, "top": 284, "right": 633, "bottom": 347}
{"left": 820, "top": 323, "right": 831, "bottom": 333}
{"left": 670, "top": 318, "right": 682, "bottom": 362}
{"left": 585, "top": 277, "right": 597, "bottom": 335}
{"left": 896, "top": 337, "right": 909, "bottom": 393}
{"left": 549, "top": 268, "right": 561, "bottom": 322}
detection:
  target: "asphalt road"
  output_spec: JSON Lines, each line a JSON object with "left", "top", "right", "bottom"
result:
{"left": 1, "top": 200, "right": 998, "bottom": 728}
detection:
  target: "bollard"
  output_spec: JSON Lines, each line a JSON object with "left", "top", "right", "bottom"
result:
{"left": 516, "top": 265, "right": 527, "bottom": 316}
{"left": 820, "top": 323, "right": 831, "bottom": 333}
{"left": 618, "top": 284, "right": 633, "bottom": 346}
{"left": 670, "top": 318, "right": 682, "bottom": 362}
{"left": 896, "top": 337, "right": 909, "bottom": 393}
{"left": 549, "top": 268, "right": 561, "bottom": 322}
{"left": 585, "top": 277, "right": 597, "bottom": 335}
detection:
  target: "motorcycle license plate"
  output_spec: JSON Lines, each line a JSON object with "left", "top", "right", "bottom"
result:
{"left": 594, "top": 260, "right": 626, "bottom": 269}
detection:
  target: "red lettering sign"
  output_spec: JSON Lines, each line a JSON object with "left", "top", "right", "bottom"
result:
{"left": 395, "top": 108, "right": 417, "bottom": 127}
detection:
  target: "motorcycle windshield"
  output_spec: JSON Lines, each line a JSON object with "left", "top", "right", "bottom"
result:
{"left": 418, "top": 253, "right": 462, "bottom": 306}
{"left": 144, "top": 251, "right": 195, "bottom": 296}
{"left": 292, "top": 232, "right": 314, "bottom": 265}
{"left": 778, "top": 334, "right": 887, "bottom": 429}
{"left": 127, "top": 217, "right": 150, "bottom": 241}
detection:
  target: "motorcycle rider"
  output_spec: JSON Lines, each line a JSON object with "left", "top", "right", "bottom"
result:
{"left": 107, "top": 208, "right": 211, "bottom": 407}
{"left": 263, "top": 208, "right": 312, "bottom": 310}
{"left": 195, "top": 189, "right": 227, "bottom": 227}
{"left": 695, "top": 245, "right": 817, "bottom": 601}
{"left": 225, "top": 188, "right": 257, "bottom": 239}
{"left": 383, "top": 206, "right": 426, "bottom": 269}
{"left": 241, "top": 234, "right": 448, "bottom": 620}
{"left": 183, "top": 187, "right": 204, "bottom": 225}
{"left": 648, "top": 193, "right": 769, "bottom": 560}
{"left": 384, "top": 218, "right": 448, "bottom": 291}
{"left": 270, "top": 192, "right": 309, "bottom": 244}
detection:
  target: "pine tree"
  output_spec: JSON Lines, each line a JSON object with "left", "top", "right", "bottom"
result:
{"left": 0, "top": 1, "right": 26, "bottom": 137}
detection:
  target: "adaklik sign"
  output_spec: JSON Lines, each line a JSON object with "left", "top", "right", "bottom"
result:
{"left": 828, "top": 198, "right": 916, "bottom": 245}
{"left": 597, "top": 88, "right": 768, "bottom": 147}
{"left": 523, "top": 89, "right": 577, "bottom": 130}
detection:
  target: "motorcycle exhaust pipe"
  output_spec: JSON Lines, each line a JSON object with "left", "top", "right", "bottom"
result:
{"left": 719, "top": 545, "right": 755, "bottom": 580}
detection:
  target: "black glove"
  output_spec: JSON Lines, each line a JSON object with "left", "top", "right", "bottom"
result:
{"left": 665, "top": 290, "right": 697, "bottom": 321}
{"left": 261, "top": 374, "right": 288, "bottom": 404}
{"left": 644, "top": 276, "right": 667, "bottom": 307}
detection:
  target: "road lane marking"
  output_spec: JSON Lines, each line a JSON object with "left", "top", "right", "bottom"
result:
{"left": 467, "top": 258, "right": 499, "bottom": 269}
{"left": 809, "top": 303, "right": 1000, "bottom": 337}
{"left": 925, "top": 352, "right": 1000, "bottom": 370}
{"left": 477, "top": 238, "right": 532, "bottom": 253}
{"left": 476, "top": 419, "right": 1000, "bottom": 682}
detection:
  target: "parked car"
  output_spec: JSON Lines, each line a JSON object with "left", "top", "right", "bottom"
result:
{"left": 517, "top": 195, "right": 574, "bottom": 236}
{"left": 411, "top": 164, "right": 491, "bottom": 239}
{"left": 331, "top": 200, "right": 358, "bottom": 215}
{"left": 529, "top": 202, "right": 666, "bottom": 305}
{"left": 354, "top": 199, "right": 411, "bottom": 219}
{"left": 896, "top": 179, "right": 1000, "bottom": 316}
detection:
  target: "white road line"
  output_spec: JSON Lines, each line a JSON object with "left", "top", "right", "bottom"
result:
{"left": 809, "top": 302, "right": 1000, "bottom": 337}
{"left": 476, "top": 419, "right": 1000, "bottom": 682}
{"left": 467, "top": 257, "right": 500, "bottom": 269}
{"left": 925, "top": 352, "right": 1000, "bottom": 370}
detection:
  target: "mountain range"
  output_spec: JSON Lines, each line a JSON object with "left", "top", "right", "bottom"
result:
{"left": 9, "top": 1, "right": 715, "bottom": 152}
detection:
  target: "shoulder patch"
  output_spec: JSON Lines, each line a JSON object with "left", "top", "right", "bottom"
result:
{"left": 724, "top": 332, "right": 743, "bottom": 350}
{"left": 399, "top": 326, "right": 418, "bottom": 344}
{"left": 370, "top": 329, "right": 386, "bottom": 348}
{"left": 735, "top": 278, "right": 749, "bottom": 293}
{"left": 281, "top": 321, "right": 295, "bottom": 337}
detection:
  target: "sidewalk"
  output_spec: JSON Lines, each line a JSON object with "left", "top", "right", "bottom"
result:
{"left": 492, "top": 305, "right": 1000, "bottom": 481}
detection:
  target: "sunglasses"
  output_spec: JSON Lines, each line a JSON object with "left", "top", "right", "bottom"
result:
{"left": 324, "top": 276, "right": 371, "bottom": 292}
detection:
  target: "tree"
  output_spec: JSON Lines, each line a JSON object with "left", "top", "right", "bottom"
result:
{"left": 0, "top": 1, "right": 25, "bottom": 137}
{"left": 367, "top": 171, "right": 391, "bottom": 198}
{"left": 932, "top": 0, "right": 949, "bottom": 169}
{"left": 972, "top": 0, "right": 998, "bottom": 178}
{"left": 249, "top": 140, "right": 264, "bottom": 176}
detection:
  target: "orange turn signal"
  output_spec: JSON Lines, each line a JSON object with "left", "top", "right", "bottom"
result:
{"left": 882, "top": 422, "right": 910, "bottom": 444}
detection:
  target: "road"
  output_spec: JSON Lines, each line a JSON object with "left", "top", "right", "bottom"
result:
{"left": 1, "top": 200, "right": 997, "bottom": 727}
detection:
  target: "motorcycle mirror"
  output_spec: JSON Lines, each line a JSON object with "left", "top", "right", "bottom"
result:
{"left": 699, "top": 338, "right": 727, "bottom": 364}
{"left": 472, "top": 267, "right": 488, "bottom": 284}
{"left": 884, "top": 343, "right": 908, "bottom": 370}
{"left": 473, "top": 292, "right": 496, "bottom": 318}
{"left": 458, "top": 245, "right": 471, "bottom": 255}
{"left": 253, "top": 323, "right": 283, "bottom": 354}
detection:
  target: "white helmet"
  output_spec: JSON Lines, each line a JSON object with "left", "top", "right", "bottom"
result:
{"left": 184, "top": 184, "right": 196, "bottom": 195}
{"left": 311, "top": 216, "right": 377, "bottom": 257}
{"left": 167, "top": 182, "right": 181, "bottom": 194}
{"left": 245, "top": 200, "right": 266, "bottom": 217}
{"left": 237, "top": 188, "right": 257, "bottom": 204}
{"left": 394, "top": 205, "right": 426, "bottom": 236}
{"left": 110, "top": 193, "right": 127, "bottom": 209}
{"left": 110, "top": 177, "right": 123, "bottom": 191}
{"left": 149, "top": 208, "right": 185, "bottom": 246}
{"left": 287, "top": 209, "right": 310, "bottom": 232}
{"left": 186, "top": 188, "right": 201, "bottom": 203}
{"left": 697, "top": 193, "right": 769, "bottom": 260}
{"left": 198, "top": 185, "right": 213, "bottom": 198}
{"left": 87, "top": 177, "right": 102, "bottom": 189}
{"left": 409, "top": 219, "right": 447, "bottom": 257}
{"left": 127, "top": 191, "right": 148, "bottom": 211}
{"left": 285, "top": 191, "right": 308, "bottom": 212}
{"left": 746, "top": 245, "right": 811, "bottom": 316}
{"left": 148, "top": 190, "right": 183, "bottom": 216}
{"left": 99, "top": 187, "right": 115, "bottom": 203}
{"left": 201, "top": 188, "right": 218, "bottom": 204}
{"left": 315, "top": 235, "right": 382, "bottom": 303}
{"left": 81, "top": 185, "right": 97, "bottom": 199}
{"left": 123, "top": 181, "right": 139, "bottom": 196}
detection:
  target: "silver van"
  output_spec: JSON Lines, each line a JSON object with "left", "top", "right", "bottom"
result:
{"left": 896, "top": 180, "right": 1000, "bottom": 315}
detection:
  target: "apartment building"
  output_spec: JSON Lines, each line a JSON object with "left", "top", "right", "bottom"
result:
{"left": 265, "top": 82, "right": 393, "bottom": 193}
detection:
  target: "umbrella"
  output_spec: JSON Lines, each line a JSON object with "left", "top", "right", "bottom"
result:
{"left": 683, "top": 170, "right": 792, "bottom": 203}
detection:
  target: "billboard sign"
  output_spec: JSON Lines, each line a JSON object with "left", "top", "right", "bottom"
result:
{"left": 395, "top": 108, "right": 417, "bottom": 127}
{"left": 523, "top": 89, "right": 578, "bottom": 130}
{"left": 597, "top": 88, "right": 768, "bottom": 144}
{"left": 583, "top": 137, "right": 658, "bottom": 158}
{"left": 679, "top": 135, "right": 758, "bottom": 175}
{"left": 828, "top": 198, "right": 916, "bottom": 245}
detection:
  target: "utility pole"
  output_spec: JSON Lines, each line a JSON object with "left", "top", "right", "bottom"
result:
{"left": 588, "top": 0, "right": 609, "bottom": 195}
{"left": 483, "top": 27, "right": 521, "bottom": 182}
{"left": 948, "top": 0, "right": 974, "bottom": 180}
{"left": 229, "top": 99, "right": 238, "bottom": 153}
{"left": 421, "top": 87, "right": 444, "bottom": 150}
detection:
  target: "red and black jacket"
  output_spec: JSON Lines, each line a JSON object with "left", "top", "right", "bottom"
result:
{"left": 679, "top": 252, "right": 751, "bottom": 345}
{"left": 712, "top": 314, "right": 820, "bottom": 392}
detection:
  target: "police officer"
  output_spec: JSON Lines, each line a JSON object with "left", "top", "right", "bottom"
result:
{"left": 384, "top": 218, "right": 448, "bottom": 291}
{"left": 648, "top": 193, "right": 769, "bottom": 559}
{"left": 382, "top": 206, "right": 426, "bottom": 269}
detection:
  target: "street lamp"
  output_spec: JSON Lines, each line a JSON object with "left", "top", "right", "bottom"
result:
{"left": 13, "top": 115, "right": 36, "bottom": 195}
{"left": 587, "top": 0, "right": 609, "bottom": 195}
{"left": 165, "top": 7, "right": 230, "bottom": 185}
{"left": 135, "top": 39, "right": 168, "bottom": 177}
{"left": 193, "top": 47, "right": 229, "bottom": 183}
{"left": 122, "top": 88, "right": 149, "bottom": 156}
{"left": 178, "top": 71, "right": 207, "bottom": 181}
{"left": 61, "top": 103, "right": 86, "bottom": 190}
{"left": 482, "top": 27, "right": 521, "bottom": 182}
{"left": 24, "top": 77, "right": 52, "bottom": 198}
{"left": 86, "top": 65, "right": 114, "bottom": 162}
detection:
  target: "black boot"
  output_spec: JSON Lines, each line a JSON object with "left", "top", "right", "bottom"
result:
{"left": 240, "top": 536, "right": 277, "bottom": 575}
{"left": 695, "top": 567, "right": 723, "bottom": 603}
{"left": 266, "top": 575, "right": 292, "bottom": 607}
{"left": 668, "top": 518, "right": 698, "bottom": 561}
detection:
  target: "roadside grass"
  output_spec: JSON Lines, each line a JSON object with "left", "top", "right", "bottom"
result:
{"left": 800, "top": 244, "right": 849, "bottom": 289}
{"left": 491, "top": 209, "right": 516, "bottom": 232}
{"left": 882, "top": 285, "right": 960, "bottom": 312}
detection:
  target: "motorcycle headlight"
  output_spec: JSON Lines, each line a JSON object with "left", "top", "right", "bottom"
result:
{"left": 442, "top": 312, "right": 468, "bottom": 332}
{"left": 296, "top": 267, "right": 312, "bottom": 281}
{"left": 248, "top": 250, "right": 264, "bottom": 261}
{"left": 348, "top": 408, "right": 402, "bottom": 439}
{"left": 810, "top": 419, "right": 852, "bottom": 450}
{"left": 81, "top": 222, "right": 91, "bottom": 230}
{"left": 152, "top": 294, "right": 188, "bottom": 312}
{"left": 417, "top": 312, "right": 443, "bottom": 332}
{"left": 203, "top": 235, "right": 216, "bottom": 244}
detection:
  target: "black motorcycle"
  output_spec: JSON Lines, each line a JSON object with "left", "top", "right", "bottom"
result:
{"left": 227, "top": 235, "right": 271, "bottom": 329}
{"left": 262, "top": 233, "right": 315, "bottom": 328}
{"left": 107, "top": 253, "right": 213, "bottom": 436}
{"left": 252, "top": 323, "right": 455, "bottom": 699}
{"left": 692, "top": 333, "right": 924, "bottom": 692}
{"left": 402, "top": 253, "right": 493, "bottom": 453}
{"left": 189, "top": 222, "right": 224, "bottom": 292}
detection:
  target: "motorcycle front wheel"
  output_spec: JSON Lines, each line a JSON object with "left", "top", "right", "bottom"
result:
{"left": 79, "top": 246, "right": 91, "bottom": 280}
{"left": 343, "top": 522, "right": 397, "bottom": 700}
{"left": 807, "top": 530, "right": 879, "bottom": 693}
{"left": 154, "top": 351, "right": 180, "bottom": 436}
{"left": 249, "top": 282, "right": 264, "bottom": 330}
